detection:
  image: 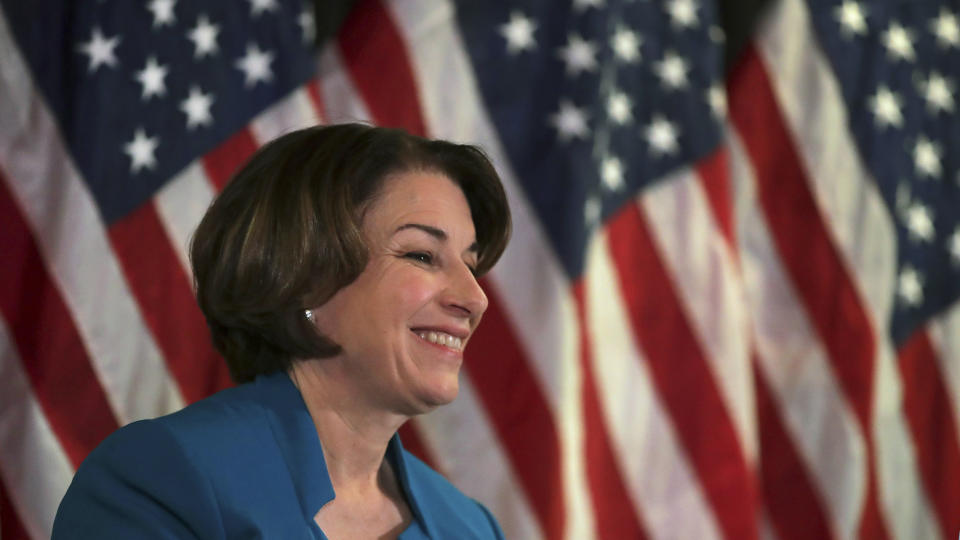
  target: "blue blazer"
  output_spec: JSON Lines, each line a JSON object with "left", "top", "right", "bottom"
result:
{"left": 52, "top": 372, "right": 504, "bottom": 539}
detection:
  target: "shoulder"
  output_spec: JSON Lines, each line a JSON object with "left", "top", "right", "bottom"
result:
{"left": 400, "top": 449, "right": 505, "bottom": 539}
{"left": 53, "top": 381, "right": 286, "bottom": 539}
{"left": 53, "top": 418, "right": 225, "bottom": 539}
{"left": 153, "top": 382, "right": 269, "bottom": 451}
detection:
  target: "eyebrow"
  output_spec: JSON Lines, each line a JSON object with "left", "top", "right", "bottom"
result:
{"left": 395, "top": 223, "right": 479, "bottom": 252}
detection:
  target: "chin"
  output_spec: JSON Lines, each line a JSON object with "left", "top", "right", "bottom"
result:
{"left": 410, "top": 379, "right": 459, "bottom": 414}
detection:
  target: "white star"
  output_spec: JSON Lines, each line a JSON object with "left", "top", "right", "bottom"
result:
{"left": 949, "top": 228, "right": 960, "bottom": 264}
{"left": 868, "top": 86, "right": 903, "bottom": 128}
{"left": 180, "top": 86, "right": 215, "bottom": 129}
{"left": 882, "top": 22, "right": 915, "bottom": 61}
{"left": 298, "top": 7, "right": 315, "bottom": 44}
{"left": 134, "top": 56, "right": 168, "bottom": 100}
{"left": 188, "top": 15, "right": 220, "bottom": 58}
{"left": 584, "top": 196, "right": 602, "bottom": 226}
{"left": 248, "top": 0, "right": 279, "bottom": 17}
{"left": 77, "top": 28, "right": 120, "bottom": 72}
{"left": 654, "top": 50, "right": 689, "bottom": 90}
{"left": 835, "top": 0, "right": 868, "bottom": 37}
{"left": 709, "top": 25, "right": 725, "bottom": 43}
{"left": 123, "top": 128, "right": 159, "bottom": 173}
{"left": 922, "top": 72, "right": 955, "bottom": 114}
{"left": 558, "top": 34, "right": 598, "bottom": 76}
{"left": 904, "top": 202, "right": 934, "bottom": 242}
{"left": 601, "top": 156, "right": 625, "bottom": 190}
{"left": 549, "top": 100, "right": 590, "bottom": 142}
{"left": 707, "top": 84, "right": 727, "bottom": 118}
{"left": 666, "top": 0, "right": 699, "bottom": 29}
{"left": 500, "top": 11, "right": 537, "bottom": 55}
{"left": 610, "top": 26, "right": 641, "bottom": 63}
{"left": 897, "top": 265, "right": 923, "bottom": 306}
{"left": 913, "top": 136, "right": 942, "bottom": 178}
{"left": 607, "top": 90, "right": 633, "bottom": 125}
{"left": 930, "top": 8, "right": 959, "bottom": 49}
{"left": 895, "top": 182, "right": 912, "bottom": 214}
{"left": 235, "top": 43, "right": 275, "bottom": 87}
{"left": 574, "top": 0, "right": 605, "bottom": 11}
{"left": 147, "top": 0, "right": 176, "bottom": 28}
{"left": 645, "top": 115, "right": 680, "bottom": 156}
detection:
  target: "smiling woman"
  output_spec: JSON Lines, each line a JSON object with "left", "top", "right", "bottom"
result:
{"left": 305, "top": 171, "right": 489, "bottom": 417}
{"left": 52, "top": 124, "right": 512, "bottom": 540}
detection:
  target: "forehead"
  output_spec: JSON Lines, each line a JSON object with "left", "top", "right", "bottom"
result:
{"left": 364, "top": 171, "right": 474, "bottom": 233}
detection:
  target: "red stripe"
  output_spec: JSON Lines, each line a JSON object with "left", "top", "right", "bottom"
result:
{"left": 573, "top": 281, "right": 650, "bottom": 540}
{"left": 728, "top": 46, "right": 890, "bottom": 540}
{"left": 753, "top": 358, "right": 834, "bottom": 540}
{"left": 605, "top": 200, "right": 758, "bottom": 540}
{"left": 337, "top": 0, "right": 427, "bottom": 135}
{"left": 466, "top": 282, "right": 565, "bottom": 540}
{"left": 696, "top": 144, "right": 826, "bottom": 538}
{"left": 697, "top": 144, "right": 830, "bottom": 538}
{"left": 897, "top": 329, "right": 960, "bottom": 539}
{"left": 0, "top": 173, "right": 118, "bottom": 467}
{"left": 306, "top": 80, "right": 328, "bottom": 123}
{"left": 0, "top": 476, "right": 30, "bottom": 540}
{"left": 201, "top": 129, "right": 260, "bottom": 191}
{"left": 398, "top": 421, "right": 442, "bottom": 474}
{"left": 695, "top": 147, "right": 736, "bottom": 248}
{"left": 108, "top": 202, "right": 232, "bottom": 403}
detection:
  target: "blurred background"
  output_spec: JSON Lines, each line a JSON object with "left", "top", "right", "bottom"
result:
{"left": 1, "top": 0, "right": 958, "bottom": 538}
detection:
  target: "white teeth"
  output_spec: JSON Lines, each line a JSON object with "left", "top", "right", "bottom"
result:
{"left": 416, "top": 331, "right": 463, "bottom": 351}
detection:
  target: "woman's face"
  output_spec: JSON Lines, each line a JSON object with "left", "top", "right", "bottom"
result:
{"left": 309, "top": 171, "right": 488, "bottom": 415}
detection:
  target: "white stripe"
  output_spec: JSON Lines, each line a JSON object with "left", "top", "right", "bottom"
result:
{"left": 316, "top": 47, "right": 375, "bottom": 124}
{"left": 154, "top": 162, "right": 216, "bottom": 274}
{"left": 414, "top": 378, "right": 543, "bottom": 540}
{"left": 756, "top": 2, "right": 940, "bottom": 538}
{"left": 383, "top": 2, "right": 593, "bottom": 538}
{"left": 729, "top": 129, "right": 860, "bottom": 539}
{"left": 584, "top": 229, "right": 722, "bottom": 540}
{"left": 0, "top": 319, "right": 75, "bottom": 539}
{"left": 928, "top": 299, "right": 960, "bottom": 447}
{"left": 0, "top": 6, "right": 184, "bottom": 424}
{"left": 640, "top": 167, "right": 757, "bottom": 462}
{"left": 249, "top": 87, "right": 322, "bottom": 143}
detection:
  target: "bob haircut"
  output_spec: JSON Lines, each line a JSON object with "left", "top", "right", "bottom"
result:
{"left": 190, "top": 123, "right": 511, "bottom": 384}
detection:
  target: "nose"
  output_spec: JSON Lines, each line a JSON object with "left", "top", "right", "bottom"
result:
{"left": 444, "top": 262, "right": 489, "bottom": 320}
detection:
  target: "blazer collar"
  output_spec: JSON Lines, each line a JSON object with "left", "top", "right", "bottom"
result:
{"left": 253, "top": 372, "right": 437, "bottom": 537}
{"left": 253, "top": 372, "right": 333, "bottom": 525}
{"left": 387, "top": 434, "right": 440, "bottom": 538}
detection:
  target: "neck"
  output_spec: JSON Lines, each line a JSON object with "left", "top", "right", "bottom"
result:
{"left": 287, "top": 360, "right": 407, "bottom": 498}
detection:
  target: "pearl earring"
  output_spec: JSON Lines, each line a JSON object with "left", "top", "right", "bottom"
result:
{"left": 304, "top": 309, "right": 314, "bottom": 322}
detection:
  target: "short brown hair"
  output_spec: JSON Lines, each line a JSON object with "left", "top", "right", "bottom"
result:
{"left": 190, "top": 123, "right": 511, "bottom": 383}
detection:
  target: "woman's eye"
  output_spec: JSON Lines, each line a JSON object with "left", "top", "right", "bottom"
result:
{"left": 404, "top": 251, "right": 433, "bottom": 264}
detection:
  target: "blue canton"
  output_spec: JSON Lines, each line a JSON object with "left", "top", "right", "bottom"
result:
{"left": 806, "top": 0, "right": 960, "bottom": 345}
{"left": 1, "top": 0, "right": 317, "bottom": 224}
{"left": 452, "top": 0, "right": 727, "bottom": 278}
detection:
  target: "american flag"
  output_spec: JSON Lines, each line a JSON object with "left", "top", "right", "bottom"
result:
{"left": 1, "top": 0, "right": 958, "bottom": 538}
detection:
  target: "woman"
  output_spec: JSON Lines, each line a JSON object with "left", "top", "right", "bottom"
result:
{"left": 52, "top": 123, "right": 512, "bottom": 539}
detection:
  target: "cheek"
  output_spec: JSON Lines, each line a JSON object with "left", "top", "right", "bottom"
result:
{"left": 385, "top": 272, "right": 437, "bottom": 319}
